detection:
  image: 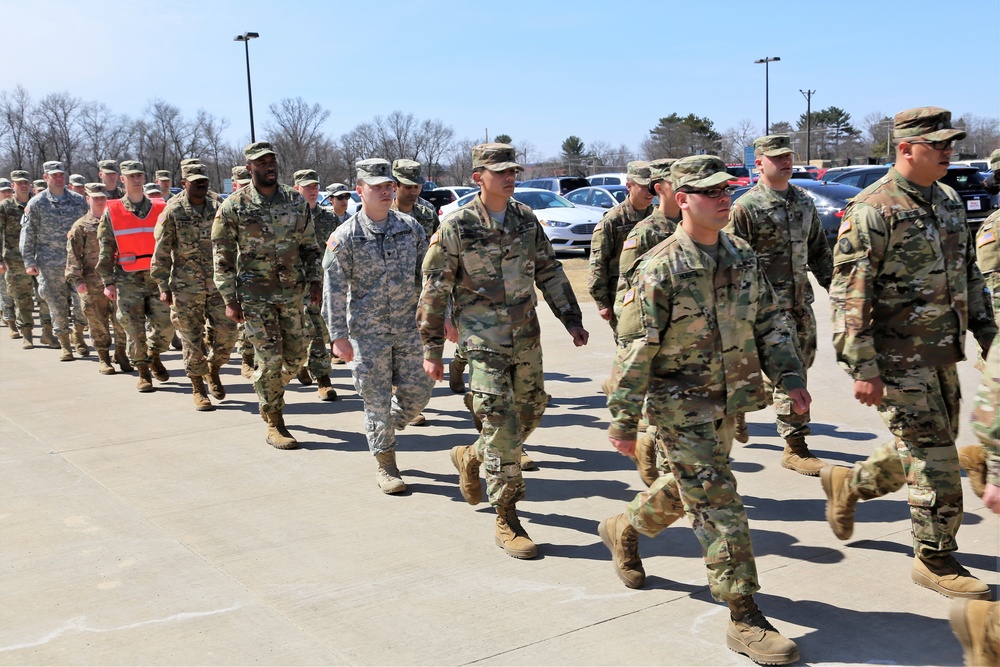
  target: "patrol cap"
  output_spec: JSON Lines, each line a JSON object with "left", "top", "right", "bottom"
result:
{"left": 648, "top": 158, "right": 676, "bottom": 183}
{"left": 32, "top": 179, "right": 46, "bottom": 190}
{"left": 43, "top": 161, "right": 66, "bottom": 174}
{"left": 231, "top": 166, "right": 251, "bottom": 184}
{"left": 98, "top": 160, "right": 119, "bottom": 174}
{"left": 754, "top": 134, "right": 796, "bottom": 158}
{"left": 626, "top": 160, "right": 652, "bottom": 186}
{"left": 181, "top": 163, "right": 209, "bottom": 182}
{"left": 293, "top": 169, "right": 320, "bottom": 186}
{"left": 392, "top": 159, "right": 423, "bottom": 186}
{"left": 356, "top": 158, "right": 394, "bottom": 186}
{"left": 670, "top": 155, "right": 733, "bottom": 190}
{"left": 120, "top": 160, "right": 145, "bottom": 175}
{"left": 472, "top": 143, "right": 522, "bottom": 172}
{"left": 155, "top": 170, "right": 171, "bottom": 180}
{"left": 990, "top": 148, "right": 1000, "bottom": 171}
{"left": 326, "top": 182, "right": 352, "bottom": 196}
{"left": 143, "top": 183, "right": 162, "bottom": 196}
{"left": 179, "top": 158, "right": 203, "bottom": 167}
{"left": 0, "top": 178, "right": 11, "bottom": 191}
{"left": 68, "top": 174, "right": 86, "bottom": 186}
{"left": 10, "top": 170, "right": 30, "bottom": 182}
{"left": 84, "top": 182, "right": 108, "bottom": 198}
{"left": 892, "top": 106, "right": 966, "bottom": 143}
{"left": 244, "top": 141, "right": 277, "bottom": 161}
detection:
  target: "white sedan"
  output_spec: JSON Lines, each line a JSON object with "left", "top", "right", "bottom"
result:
{"left": 439, "top": 187, "right": 601, "bottom": 253}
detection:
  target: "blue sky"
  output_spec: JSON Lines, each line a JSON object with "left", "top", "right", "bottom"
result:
{"left": 3, "top": 0, "right": 998, "bottom": 158}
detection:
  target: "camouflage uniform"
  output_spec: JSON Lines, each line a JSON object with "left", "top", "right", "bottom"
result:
{"left": 212, "top": 176, "right": 321, "bottom": 416}
{"left": 0, "top": 186, "right": 50, "bottom": 334}
{"left": 323, "top": 206, "right": 433, "bottom": 454}
{"left": 0, "top": 185, "right": 13, "bottom": 324}
{"left": 726, "top": 175, "right": 833, "bottom": 439}
{"left": 831, "top": 165, "right": 997, "bottom": 561}
{"left": 97, "top": 194, "right": 175, "bottom": 365}
{"left": 972, "top": 332, "right": 1000, "bottom": 488}
{"left": 613, "top": 208, "right": 681, "bottom": 336}
{"left": 975, "top": 211, "right": 1000, "bottom": 326}
{"left": 417, "top": 192, "right": 583, "bottom": 506}
{"left": 19, "top": 180, "right": 88, "bottom": 337}
{"left": 66, "top": 211, "right": 114, "bottom": 351}
{"left": 391, "top": 198, "right": 439, "bottom": 239}
{"left": 151, "top": 185, "right": 235, "bottom": 377}
{"left": 304, "top": 199, "right": 340, "bottom": 379}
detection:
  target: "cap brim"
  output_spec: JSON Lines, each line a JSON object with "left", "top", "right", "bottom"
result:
{"left": 394, "top": 177, "right": 421, "bottom": 186}
{"left": 235, "top": 178, "right": 252, "bottom": 184}
{"left": 629, "top": 177, "right": 652, "bottom": 186}
{"left": 45, "top": 169, "right": 66, "bottom": 174}
{"left": 99, "top": 169, "right": 118, "bottom": 174}
{"left": 922, "top": 128, "right": 966, "bottom": 142}
{"left": 247, "top": 150, "right": 277, "bottom": 161}
{"left": 186, "top": 175, "right": 209, "bottom": 182}
{"left": 483, "top": 162, "right": 523, "bottom": 172}
{"left": 762, "top": 147, "right": 797, "bottom": 157}
{"left": 88, "top": 193, "right": 108, "bottom": 198}
{"left": 0, "top": 186, "right": 11, "bottom": 191}
{"left": 11, "top": 178, "right": 29, "bottom": 182}
{"left": 360, "top": 176, "right": 394, "bottom": 186}
{"left": 686, "top": 172, "right": 735, "bottom": 189}
{"left": 332, "top": 190, "right": 352, "bottom": 196}
{"left": 295, "top": 179, "right": 319, "bottom": 186}
{"left": 121, "top": 170, "right": 144, "bottom": 175}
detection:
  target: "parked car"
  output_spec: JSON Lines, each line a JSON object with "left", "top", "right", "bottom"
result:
{"left": 421, "top": 188, "right": 469, "bottom": 214}
{"left": 725, "top": 164, "right": 752, "bottom": 186}
{"left": 732, "top": 178, "right": 862, "bottom": 247}
{"left": 791, "top": 166, "right": 816, "bottom": 179}
{"left": 565, "top": 185, "right": 628, "bottom": 209}
{"left": 587, "top": 172, "right": 629, "bottom": 187}
{"left": 440, "top": 187, "right": 600, "bottom": 252}
{"left": 519, "top": 176, "right": 590, "bottom": 196}
{"left": 822, "top": 165, "right": 889, "bottom": 189}
{"left": 803, "top": 165, "right": 821, "bottom": 180}
{"left": 318, "top": 191, "right": 360, "bottom": 216}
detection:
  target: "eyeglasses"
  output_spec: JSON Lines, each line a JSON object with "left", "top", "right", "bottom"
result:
{"left": 684, "top": 185, "right": 736, "bottom": 199}
{"left": 908, "top": 139, "right": 954, "bottom": 150}
{"left": 333, "top": 194, "right": 350, "bottom": 200}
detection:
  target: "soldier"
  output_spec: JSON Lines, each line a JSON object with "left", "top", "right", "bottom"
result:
{"left": 326, "top": 183, "right": 353, "bottom": 224}
{"left": 232, "top": 166, "right": 251, "bottom": 192}
{"left": 213, "top": 141, "right": 322, "bottom": 450}
{"left": 67, "top": 174, "right": 86, "bottom": 196}
{"left": 600, "top": 155, "right": 809, "bottom": 665}
{"left": 611, "top": 157, "right": 681, "bottom": 488}
{"left": 66, "top": 183, "right": 116, "bottom": 374}
{"left": 155, "top": 170, "right": 172, "bottom": 198}
{"left": 98, "top": 160, "right": 125, "bottom": 200}
{"left": 32, "top": 180, "right": 46, "bottom": 195}
{"left": 588, "top": 160, "right": 654, "bottom": 333}
{"left": 0, "top": 179, "right": 17, "bottom": 335}
{"left": 231, "top": 165, "right": 256, "bottom": 379}
{"left": 323, "top": 159, "right": 432, "bottom": 493}
{"left": 151, "top": 163, "right": 236, "bottom": 411}
{"left": 823, "top": 107, "right": 996, "bottom": 601}
{"left": 725, "top": 134, "right": 833, "bottom": 474}
{"left": 97, "top": 160, "right": 176, "bottom": 392}
{"left": 292, "top": 168, "right": 338, "bottom": 401}
{"left": 971, "top": 148, "right": 1000, "bottom": 325}
{"left": 0, "top": 170, "right": 52, "bottom": 348}
{"left": 417, "top": 143, "right": 589, "bottom": 559}
{"left": 19, "top": 160, "right": 89, "bottom": 361}
{"left": 144, "top": 183, "right": 163, "bottom": 199}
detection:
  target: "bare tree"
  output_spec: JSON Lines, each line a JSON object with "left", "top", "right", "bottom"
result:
{"left": 955, "top": 114, "right": 1000, "bottom": 158}
{"left": 418, "top": 118, "right": 454, "bottom": 182}
{"left": 195, "top": 110, "right": 233, "bottom": 187}
{"left": 263, "top": 97, "right": 333, "bottom": 176}
{"left": 0, "top": 86, "right": 34, "bottom": 171}
{"left": 34, "top": 92, "right": 83, "bottom": 171}
{"left": 77, "top": 101, "right": 135, "bottom": 178}
{"left": 720, "top": 119, "right": 758, "bottom": 163}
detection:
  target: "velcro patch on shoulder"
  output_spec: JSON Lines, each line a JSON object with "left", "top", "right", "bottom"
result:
{"left": 622, "top": 237, "right": 638, "bottom": 250}
{"left": 429, "top": 231, "right": 440, "bottom": 246}
{"left": 978, "top": 230, "right": 996, "bottom": 247}
{"left": 622, "top": 288, "right": 635, "bottom": 306}
{"left": 326, "top": 233, "right": 339, "bottom": 252}
{"left": 837, "top": 218, "right": 852, "bottom": 237}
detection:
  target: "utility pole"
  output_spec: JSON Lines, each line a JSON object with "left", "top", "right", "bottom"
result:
{"left": 800, "top": 89, "right": 815, "bottom": 164}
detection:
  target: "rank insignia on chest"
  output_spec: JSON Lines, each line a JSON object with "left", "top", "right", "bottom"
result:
{"left": 838, "top": 218, "right": 852, "bottom": 237}
{"left": 622, "top": 238, "right": 638, "bottom": 250}
{"left": 978, "top": 230, "right": 996, "bottom": 247}
{"left": 622, "top": 288, "right": 635, "bottom": 306}
{"left": 326, "top": 234, "right": 339, "bottom": 252}
{"left": 429, "top": 231, "right": 440, "bottom": 246}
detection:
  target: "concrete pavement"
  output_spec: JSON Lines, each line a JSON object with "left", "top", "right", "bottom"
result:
{"left": 0, "top": 282, "right": 997, "bottom": 666}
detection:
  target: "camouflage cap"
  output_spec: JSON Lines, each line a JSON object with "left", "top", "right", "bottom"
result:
{"left": 181, "top": 163, "right": 209, "bottom": 181}
{"left": 648, "top": 158, "right": 676, "bottom": 183}
{"left": 626, "top": 160, "right": 652, "bottom": 186}
{"left": 670, "top": 155, "right": 732, "bottom": 190}
{"left": 292, "top": 169, "right": 320, "bottom": 186}
{"left": 179, "top": 158, "right": 203, "bottom": 167}
{"left": 84, "top": 182, "right": 108, "bottom": 197}
{"left": 32, "top": 179, "right": 46, "bottom": 189}
{"left": 0, "top": 178, "right": 11, "bottom": 191}
{"left": 143, "top": 183, "right": 162, "bottom": 195}
{"left": 231, "top": 166, "right": 251, "bottom": 184}
{"left": 120, "top": 160, "right": 144, "bottom": 175}
{"left": 356, "top": 158, "right": 394, "bottom": 186}
{"left": 892, "top": 106, "right": 966, "bottom": 142}
{"left": 43, "top": 161, "right": 66, "bottom": 174}
{"left": 754, "top": 134, "right": 796, "bottom": 158}
{"left": 471, "top": 143, "right": 522, "bottom": 172}
{"left": 326, "top": 182, "right": 352, "bottom": 196}
{"left": 155, "top": 170, "right": 171, "bottom": 180}
{"left": 10, "top": 170, "right": 30, "bottom": 182}
{"left": 392, "top": 159, "right": 424, "bottom": 186}
{"left": 990, "top": 148, "right": 1000, "bottom": 171}
{"left": 244, "top": 141, "right": 277, "bottom": 161}
{"left": 68, "top": 174, "right": 86, "bottom": 186}
{"left": 98, "top": 159, "right": 119, "bottom": 174}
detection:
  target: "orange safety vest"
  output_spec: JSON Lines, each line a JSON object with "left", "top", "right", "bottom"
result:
{"left": 106, "top": 198, "right": 166, "bottom": 272}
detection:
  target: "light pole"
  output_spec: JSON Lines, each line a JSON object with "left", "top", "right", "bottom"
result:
{"left": 754, "top": 57, "right": 780, "bottom": 134}
{"left": 234, "top": 32, "right": 260, "bottom": 142}
{"left": 800, "top": 89, "right": 815, "bottom": 164}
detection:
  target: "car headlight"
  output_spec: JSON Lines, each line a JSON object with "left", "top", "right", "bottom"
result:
{"left": 539, "top": 219, "right": 571, "bottom": 228}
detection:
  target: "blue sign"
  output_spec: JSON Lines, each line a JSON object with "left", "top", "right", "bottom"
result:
{"left": 743, "top": 146, "right": 755, "bottom": 168}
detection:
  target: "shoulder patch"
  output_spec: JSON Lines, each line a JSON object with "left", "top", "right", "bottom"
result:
{"left": 622, "top": 288, "right": 635, "bottom": 306}
{"left": 838, "top": 237, "right": 854, "bottom": 255}
{"left": 837, "top": 218, "right": 852, "bottom": 237}
{"left": 978, "top": 230, "right": 996, "bottom": 247}
{"left": 326, "top": 233, "right": 339, "bottom": 252}
{"left": 429, "top": 231, "right": 440, "bottom": 246}
{"left": 622, "top": 237, "right": 638, "bottom": 250}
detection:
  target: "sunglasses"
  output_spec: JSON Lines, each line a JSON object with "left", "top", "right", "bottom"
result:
{"left": 908, "top": 139, "right": 954, "bottom": 150}
{"left": 684, "top": 185, "right": 736, "bottom": 199}
{"left": 333, "top": 194, "right": 351, "bottom": 200}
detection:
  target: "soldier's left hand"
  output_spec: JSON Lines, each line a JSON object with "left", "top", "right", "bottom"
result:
{"left": 569, "top": 327, "right": 589, "bottom": 347}
{"left": 983, "top": 483, "right": 1000, "bottom": 514}
{"left": 309, "top": 281, "right": 322, "bottom": 306}
{"left": 609, "top": 436, "right": 636, "bottom": 457}
{"left": 26, "top": 266, "right": 39, "bottom": 276}
{"left": 159, "top": 290, "right": 173, "bottom": 306}
{"left": 444, "top": 320, "right": 459, "bottom": 343}
{"left": 0, "top": 262, "right": 5, "bottom": 275}
{"left": 423, "top": 359, "right": 444, "bottom": 381}
{"left": 789, "top": 387, "right": 811, "bottom": 414}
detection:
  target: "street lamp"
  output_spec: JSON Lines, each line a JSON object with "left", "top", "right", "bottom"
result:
{"left": 234, "top": 31, "right": 260, "bottom": 142}
{"left": 754, "top": 57, "right": 781, "bottom": 134}
{"left": 800, "top": 89, "right": 815, "bottom": 164}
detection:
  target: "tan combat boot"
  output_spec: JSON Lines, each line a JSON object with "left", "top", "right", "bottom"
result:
{"left": 408, "top": 412, "right": 427, "bottom": 426}
{"left": 912, "top": 554, "right": 991, "bottom": 600}
{"left": 634, "top": 432, "right": 659, "bottom": 487}
{"left": 726, "top": 595, "right": 800, "bottom": 665}
{"left": 189, "top": 375, "right": 214, "bottom": 411}
{"left": 263, "top": 410, "right": 299, "bottom": 449}
{"left": 170, "top": 331, "right": 182, "bottom": 350}
{"left": 450, "top": 444, "right": 483, "bottom": 505}
{"left": 240, "top": 351, "right": 255, "bottom": 379}
{"left": 495, "top": 501, "right": 536, "bottom": 559}
{"left": 135, "top": 363, "right": 154, "bottom": 393}
{"left": 518, "top": 446, "right": 537, "bottom": 471}
{"left": 820, "top": 465, "right": 858, "bottom": 540}
{"left": 448, "top": 357, "right": 466, "bottom": 393}
{"left": 6, "top": 319, "right": 21, "bottom": 339}
{"left": 597, "top": 513, "right": 645, "bottom": 588}
{"left": 374, "top": 450, "right": 406, "bottom": 494}
{"left": 96, "top": 349, "right": 116, "bottom": 375}
{"left": 56, "top": 332, "right": 75, "bottom": 361}
{"left": 297, "top": 367, "right": 312, "bottom": 386}
{"left": 114, "top": 345, "right": 132, "bottom": 372}
{"left": 957, "top": 445, "right": 987, "bottom": 499}
{"left": 149, "top": 353, "right": 169, "bottom": 381}
{"left": 20, "top": 327, "right": 33, "bottom": 349}
{"left": 781, "top": 437, "right": 825, "bottom": 476}
{"left": 72, "top": 325, "right": 89, "bottom": 356}
{"left": 205, "top": 363, "right": 226, "bottom": 400}
{"left": 39, "top": 324, "right": 57, "bottom": 348}
{"left": 950, "top": 599, "right": 1000, "bottom": 667}
{"left": 734, "top": 412, "right": 749, "bottom": 443}
{"left": 315, "top": 374, "right": 337, "bottom": 401}
{"left": 464, "top": 391, "right": 483, "bottom": 432}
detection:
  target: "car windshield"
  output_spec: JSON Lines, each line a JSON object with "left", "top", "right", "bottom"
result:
{"left": 726, "top": 166, "right": 749, "bottom": 178}
{"left": 513, "top": 191, "right": 574, "bottom": 210}
{"left": 941, "top": 168, "right": 986, "bottom": 191}
{"left": 452, "top": 187, "right": 474, "bottom": 197}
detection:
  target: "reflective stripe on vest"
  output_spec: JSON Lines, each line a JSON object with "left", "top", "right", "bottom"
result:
{"left": 107, "top": 198, "right": 166, "bottom": 272}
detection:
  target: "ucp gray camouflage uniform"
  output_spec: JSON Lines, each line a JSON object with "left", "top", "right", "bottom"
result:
{"left": 322, "top": 208, "right": 433, "bottom": 454}
{"left": 19, "top": 188, "right": 87, "bottom": 336}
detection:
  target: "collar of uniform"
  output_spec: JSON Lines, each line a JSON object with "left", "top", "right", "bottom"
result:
{"left": 470, "top": 192, "right": 521, "bottom": 230}
{"left": 121, "top": 195, "right": 151, "bottom": 214}
{"left": 356, "top": 208, "right": 411, "bottom": 237}
{"left": 179, "top": 193, "right": 216, "bottom": 217}
{"left": 887, "top": 166, "right": 941, "bottom": 206}
{"left": 623, "top": 197, "right": 652, "bottom": 221}
{"left": 248, "top": 182, "right": 296, "bottom": 207}
{"left": 672, "top": 224, "right": 741, "bottom": 272}
{"left": 754, "top": 180, "right": 804, "bottom": 207}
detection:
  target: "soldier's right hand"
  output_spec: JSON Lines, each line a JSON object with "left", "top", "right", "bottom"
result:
{"left": 104, "top": 285, "right": 118, "bottom": 300}
{"left": 0, "top": 262, "right": 6, "bottom": 275}
{"left": 225, "top": 302, "right": 244, "bottom": 323}
{"left": 598, "top": 306, "right": 612, "bottom": 321}
{"left": 160, "top": 290, "right": 173, "bottom": 306}
{"left": 423, "top": 359, "right": 444, "bottom": 381}
{"left": 609, "top": 436, "right": 636, "bottom": 457}
{"left": 26, "top": 266, "right": 39, "bottom": 276}
{"left": 853, "top": 377, "right": 884, "bottom": 407}
{"left": 331, "top": 337, "right": 354, "bottom": 362}
{"left": 75, "top": 284, "right": 87, "bottom": 295}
